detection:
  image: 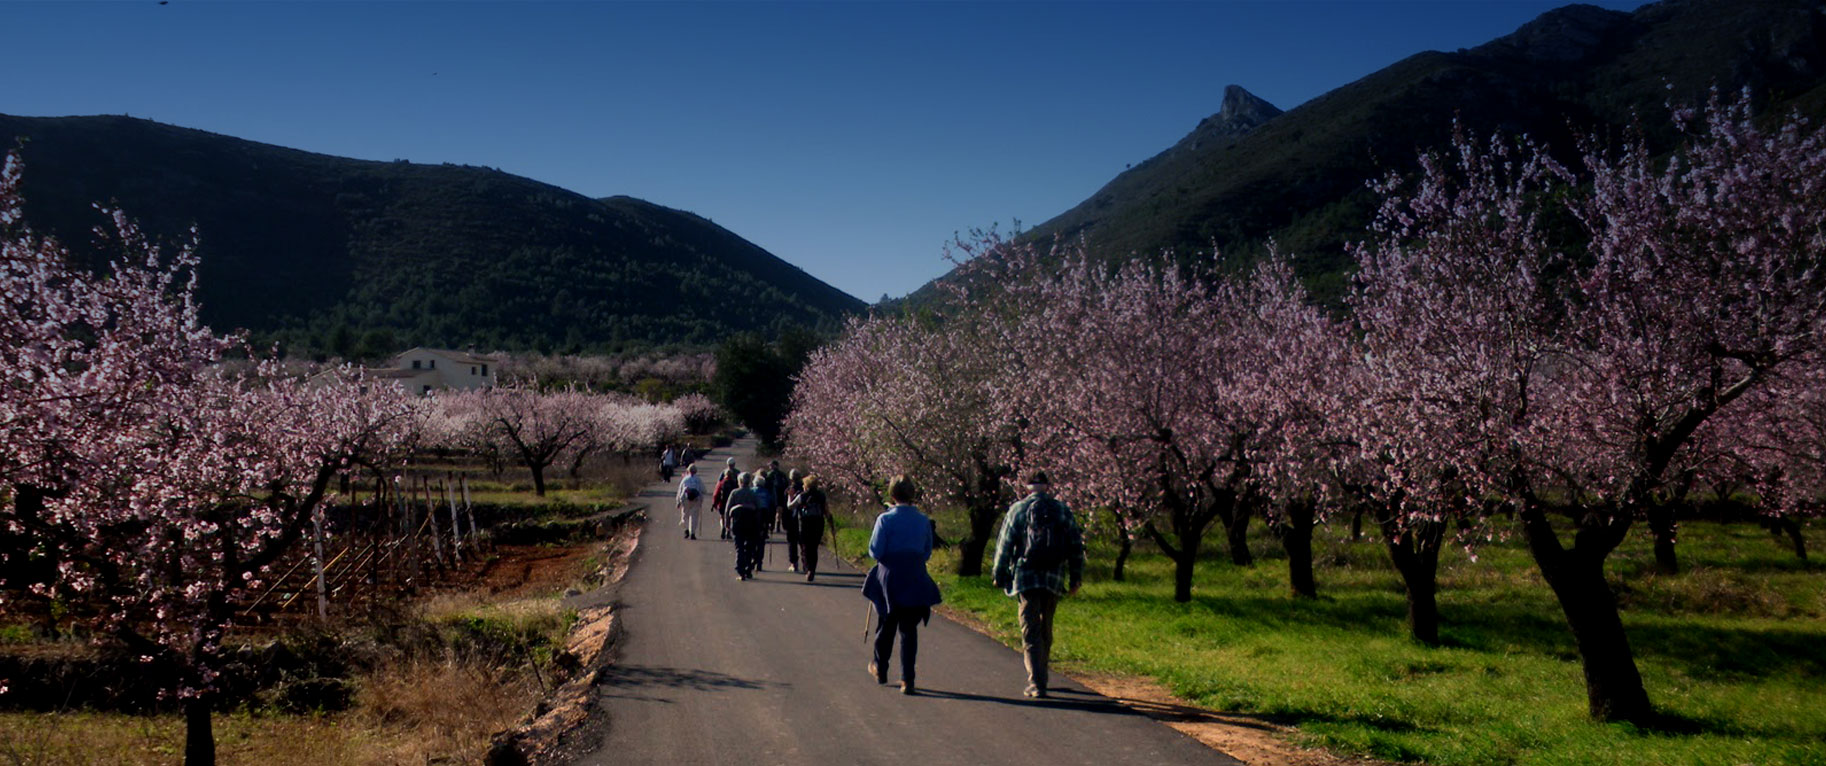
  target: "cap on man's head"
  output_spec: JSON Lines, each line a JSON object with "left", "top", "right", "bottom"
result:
{"left": 1026, "top": 470, "right": 1050, "bottom": 487}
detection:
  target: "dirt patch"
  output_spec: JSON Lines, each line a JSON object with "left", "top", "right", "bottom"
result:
{"left": 477, "top": 544, "right": 602, "bottom": 598}
{"left": 485, "top": 514, "right": 643, "bottom": 765}
{"left": 1067, "top": 671, "right": 1384, "bottom": 766}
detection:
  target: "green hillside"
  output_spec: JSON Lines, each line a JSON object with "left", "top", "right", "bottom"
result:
{"left": 923, "top": 0, "right": 1826, "bottom": 306}
{"left": 0, "top": 114, "right": 866, "bottom": 355}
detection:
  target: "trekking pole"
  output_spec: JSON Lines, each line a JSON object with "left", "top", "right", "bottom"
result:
{"left": 863, "top": 605, "right": 872, "bottom": 642}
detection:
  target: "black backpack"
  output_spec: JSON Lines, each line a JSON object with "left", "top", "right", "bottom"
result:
{"left": 684, "top": 486, "right": 701, "bottom": 501}
{"left": 1022, "top": 496, "right": 1077, "bottom": 569}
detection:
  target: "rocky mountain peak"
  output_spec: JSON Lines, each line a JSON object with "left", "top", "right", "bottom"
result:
{"left": 1474, "top": 3, "right": 1634, "bottom": 64}
{"left": 1219, "top": 84, "right": 1283, "bottom": 127}
{"left": 1188, "top": 84, "right": 1282, "bottom": 144}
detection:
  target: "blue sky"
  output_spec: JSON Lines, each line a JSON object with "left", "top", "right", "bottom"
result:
{"left": 5, "top": 0, "right": 1646, "bottom": 303}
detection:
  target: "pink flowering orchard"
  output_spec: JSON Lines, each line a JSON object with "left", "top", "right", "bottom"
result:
{"left": 785, "top": 310, "right": 1025, "bottom": 576}
{"left": 1351, "top": 92, "right": 1826, "bottom": 723}
{"left": 426, "top": 387, "right": 693, "bottom": 494}
{"left": 0, "top": 156, "right": 421, "bottom": 764}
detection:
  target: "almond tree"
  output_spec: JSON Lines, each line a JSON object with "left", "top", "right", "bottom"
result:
{"left": 1730, "top": 361, "right": 1826, "bottom": 559}
{"left": 115, "top": 366, "right": 418, "bottom": 763}
{"left": 463, "top": 387, "right": 605, "bottom": 497}
{"left": 786, "top": 312, "right": 1023, "bottom": 575}
{"left": 1352, "top": 93, "right": 1826, "bottom": 722}
{"left": 1234, "top": 257, "right": 1360, "bottom": 600}
{"left": 784, "top": 317, "right": 900, "bottom": 505}
{"left": 0, "top": 155, "right": 419, "bottom": 764}
{"left": 1007, "top": 245, "right": 1261, "bottom": 602}
{"left": 1348, "top": 126, "right": 1568, "bottom": 647}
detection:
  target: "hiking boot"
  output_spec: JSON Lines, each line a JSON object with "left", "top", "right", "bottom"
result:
{"left": 900, "top": 681, "right": 916, "bottom": 695}
{"left": 805, "top": 572, "right": 815, "bottom": 582}
{"left": 869, "top": 662, "right": 885, "bottom": 685}
{"left": 1023, "top": 685, "right": 1048, "bottom": 699}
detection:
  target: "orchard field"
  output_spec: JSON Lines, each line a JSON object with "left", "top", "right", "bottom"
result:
{"left": 792, "top": 92, "right": 1826, "bottom": 766}
{"left": 831, "top": 503, "right": 1826, "bottom": 766}
{"left": 0, "top": 449, "right": 668, "bottom": 766}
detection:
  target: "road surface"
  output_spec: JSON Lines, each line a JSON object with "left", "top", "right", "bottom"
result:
{"left": 564, "top": 438, "right": 1241, "bottom": 766}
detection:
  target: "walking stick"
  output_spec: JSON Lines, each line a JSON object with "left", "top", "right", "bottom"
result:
{"left": 863, "top": 604, "right": 872, "bottom": 642}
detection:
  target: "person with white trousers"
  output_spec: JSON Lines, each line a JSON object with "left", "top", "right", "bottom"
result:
{"left": 676, "top": 464, "right": 706, "bottom": 540}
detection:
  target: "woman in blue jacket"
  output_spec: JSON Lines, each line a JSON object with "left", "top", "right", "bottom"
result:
{"left": 863, "top": 475, "right": 942, "bottom": 695}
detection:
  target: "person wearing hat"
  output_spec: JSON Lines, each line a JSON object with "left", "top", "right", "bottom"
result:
{"left": 990, "top": 469, "right": 1085, "bottom": 699}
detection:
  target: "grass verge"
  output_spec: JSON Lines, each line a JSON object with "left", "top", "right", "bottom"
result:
{"left": 834, "top": 505, "right": 1826, "bottom": 766}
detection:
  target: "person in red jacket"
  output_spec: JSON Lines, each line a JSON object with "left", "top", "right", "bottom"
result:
{"left": 710, "top": 459, "right": 739, "bottom": 540}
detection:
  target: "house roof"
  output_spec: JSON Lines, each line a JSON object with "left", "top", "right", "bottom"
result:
{"left": 393, "top": 347, "right": 498, "bottom": 366}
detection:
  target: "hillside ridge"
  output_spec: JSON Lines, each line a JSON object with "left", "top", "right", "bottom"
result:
{"left": 922, "top": 0, "right": 1826, "bottom": 306}
{"left": 0, "top": 113, "right": 865, "bottom": 355}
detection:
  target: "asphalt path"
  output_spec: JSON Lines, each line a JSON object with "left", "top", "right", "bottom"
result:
{"left": 565, "top": 438, "right": 1241, "bottom": 766}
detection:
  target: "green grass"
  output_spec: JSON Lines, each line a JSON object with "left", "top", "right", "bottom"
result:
{"left": 835, "top": 503, "right": 1826, "bottom": 766}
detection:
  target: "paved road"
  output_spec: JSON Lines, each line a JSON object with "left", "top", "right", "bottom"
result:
{"left": 565, "top": 438, "right": 1240, "bottom": 766}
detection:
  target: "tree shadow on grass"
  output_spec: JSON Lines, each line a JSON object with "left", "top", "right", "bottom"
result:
{"left": 1128, "top": 590, "right": 1826, "bottom": 685}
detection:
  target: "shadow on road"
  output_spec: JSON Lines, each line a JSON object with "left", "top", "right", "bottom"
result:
{"left": 1069, "top": 689, "right": 1290, "bottom": 734}
{"left": 743, "top": 578, "right": 862, "bottom": 590}
{"left": 908, "top": 687, "right": 1144, "bottom": 716}
{"left": 598, "top": 664, "right": 777, "bottom": 702}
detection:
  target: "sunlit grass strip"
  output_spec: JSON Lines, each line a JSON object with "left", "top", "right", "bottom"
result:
{"left": 836, "top": 506, "right": 1826, "bottom": 766}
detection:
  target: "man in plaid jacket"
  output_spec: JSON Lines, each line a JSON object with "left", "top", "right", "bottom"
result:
{"left": 991, "top": 470, "right": 1085, "bottom": 699}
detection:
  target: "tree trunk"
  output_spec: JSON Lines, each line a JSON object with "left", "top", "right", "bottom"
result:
{"left": 1281, "top": 499, "right": 1317, "bottom": 599}
{"left": 1144, "top": 522, "right": 1204, "bottom": 603}
{"left": 953, "top": 503, "right": 999, "bottom": 577}
{"left": 1382, "top": 517, "right": 1444, "bottom": 646}
{"left": 1171, "top": 545, "right": 1198, "bottom": 603}
{"left": 1768, "top": 517, "right": 1808, "bottom": 560}
{"left": 184, "top": 696, "right": 215, "bottom": 766}
{"left": 1112, "top": 530, "right": 1133, "bottom": 582}
{"left": 1519, "top": 503, "right": 1652, "bottom": 723}
{"left": 1350, "top": 507, "right": 1364, "bottom": 541}
{"left": 1223, "top": 504, "right": 1253, "bottom": 566}
{"left": 1647, "top": 505, "right": 1679, "bottom": 575}
{"left": 529, "top": 464, "right": 548, "bottom": 497}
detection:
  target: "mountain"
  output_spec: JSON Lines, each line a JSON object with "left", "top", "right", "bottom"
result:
{"left": 0, "top": 114, "right": 866, "bottom": 355}
{"left": 925, "top": 0, "right": 1826, "bottom": 305}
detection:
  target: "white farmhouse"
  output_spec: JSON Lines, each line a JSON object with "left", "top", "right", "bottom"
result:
{"left": 369, "top": 348, "right": 498, "bottom": 395}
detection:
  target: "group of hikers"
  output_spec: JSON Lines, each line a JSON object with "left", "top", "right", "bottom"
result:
{"left": 673, "top": 457, "right": 832, "bottom": 581}
{"left": 673, "top": 450, "right": 1085, "bottom": 699}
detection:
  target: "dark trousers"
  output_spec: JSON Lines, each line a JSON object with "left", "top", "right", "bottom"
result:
{"left": 782, "top": 514, "right": 802, "bottom": 567}
{"left": 796, "top": 516, "right": 825, "bottom": 575}
{"left": 873, "top": 606, "right": 929, "bottom": 684}
{"left": 1018, "top": 590, "right": 1061, "bottom": 691}
{"left": 734, "top": 532, "right": 765, "bottom": 576}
